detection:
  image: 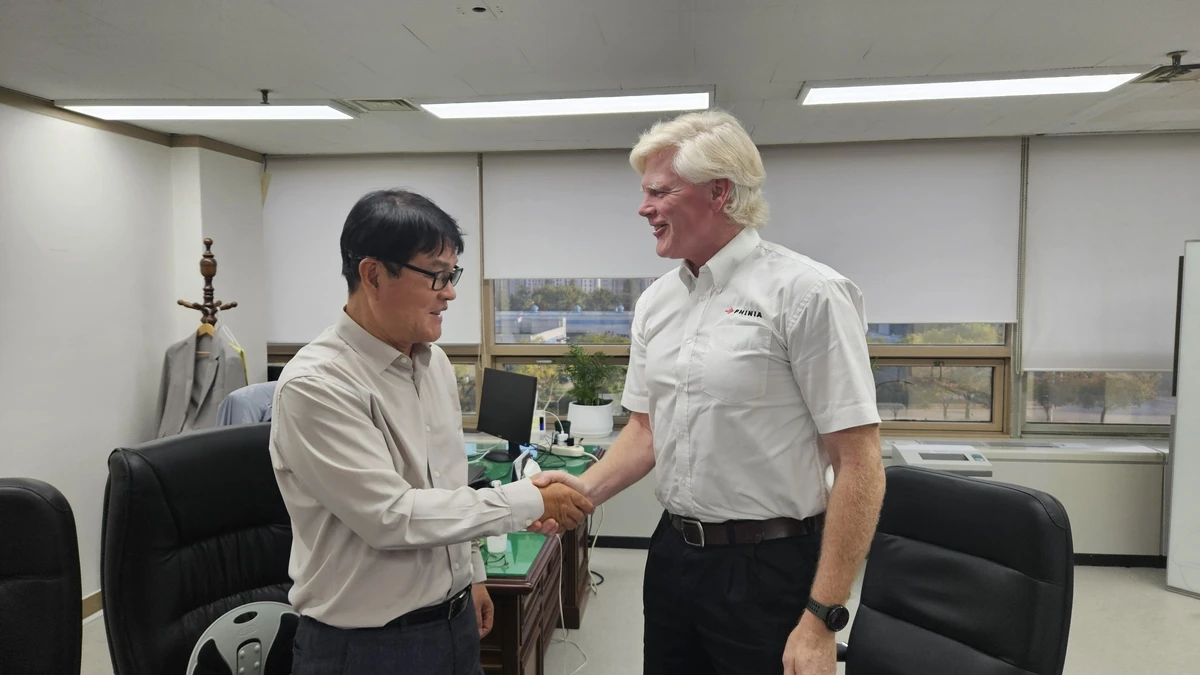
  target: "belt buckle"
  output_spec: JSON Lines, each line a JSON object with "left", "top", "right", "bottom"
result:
{"left": 680, "top": 518, "right": 705, "bottom": 547}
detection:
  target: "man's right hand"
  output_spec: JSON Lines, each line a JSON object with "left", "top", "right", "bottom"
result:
{"left": 530, "top": 471, "right": 590, "bottom": 535}
{"left": 536, "top": 482, "right": 594, "bottom": 531}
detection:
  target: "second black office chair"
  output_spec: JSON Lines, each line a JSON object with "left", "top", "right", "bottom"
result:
{"left": 0, "top": 478, "right": 82, "bottom": 675}
{"left": 101, "top": 423, "right": 294, "bottom": 675}
{"left": 841, "top": 465, "right": 1074, "bottom": 675}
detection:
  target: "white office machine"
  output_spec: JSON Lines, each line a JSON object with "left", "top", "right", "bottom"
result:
{"left": 891, "top": 442, "right": 993, "bottom": 477}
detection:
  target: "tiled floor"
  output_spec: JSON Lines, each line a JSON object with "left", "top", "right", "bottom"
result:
{"left": 82, "top": 549, "right": 1200, "bottom": 674}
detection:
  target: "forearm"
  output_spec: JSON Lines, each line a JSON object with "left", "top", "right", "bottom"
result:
{"left": 580, "top": 413, "right": 655, "bottom": 505}
{"left": 338, "top": 481, "right": 545, "bottom": 551}
{"left": 808, "top": 429, "right": 885, "bottom": 607}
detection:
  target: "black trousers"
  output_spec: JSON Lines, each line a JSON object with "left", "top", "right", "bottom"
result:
{"left": 643, "top": 511, "right": 822, "bottom": 675}
{"left": 291, "top": 596, "right": 484, "bottom": 675}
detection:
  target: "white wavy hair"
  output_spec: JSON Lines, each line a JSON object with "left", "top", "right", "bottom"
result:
{"left": 629, "top": 109, "right": 768, "bottom": 230}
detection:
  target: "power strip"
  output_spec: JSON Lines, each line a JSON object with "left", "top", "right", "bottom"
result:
{"left": 547, "top": 444, "right": 588, "bottom": 458}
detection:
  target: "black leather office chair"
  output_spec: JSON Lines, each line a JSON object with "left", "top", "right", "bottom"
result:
{"left": 0, "top": 478, "right": 82, "bottom": 675}
{"left": 101, "top": 423, "right": 294, "bottom": 675}
{"left": 842, "top": 465, "right": 1074, "bottom": 675}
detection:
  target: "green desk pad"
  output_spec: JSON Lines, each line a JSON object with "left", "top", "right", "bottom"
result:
{"left": 470, "top": 445, "right": 600, "bottom": 578}
{"left": 481, "top": 531, "right": 549, "bottom": 578}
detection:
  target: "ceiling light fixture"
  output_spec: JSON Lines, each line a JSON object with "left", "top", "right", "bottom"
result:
{"left": 421, "top": 92, "right": 710, "bottom": 119}
{"left": 801, "top": 72, "right": 1143, "bottom": 105}
{"left": 57, "top": 96, "right": 355, "bottom": 121}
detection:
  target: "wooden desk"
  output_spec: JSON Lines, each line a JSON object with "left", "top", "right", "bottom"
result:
{"left": 472, "top": 447, "right": 603, "bottom": 633}
{"left": 559, "top": 523, "right": 591, "bottom": 630}
{"left": 481, "top": 534, "right": 562, "bottom": 675}
{"left": 474, "top": 445, "right": 607, "bottom": 673}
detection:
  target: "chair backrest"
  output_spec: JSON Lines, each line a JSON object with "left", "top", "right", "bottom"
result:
{"left": 187, "top": 602, "right": 298, "bottom": 675}
{"left": 0, "top": 478, "right": 82, "bottom": 675}
{"left": 102, "top": 423, "right": 293, "bottom": 675}
{"left": 847, "top": 465, "right": 1074, "bottom": 675}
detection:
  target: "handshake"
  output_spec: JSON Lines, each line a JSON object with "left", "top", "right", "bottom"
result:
{"left": 532, "top": 471, "right": 593, "bottom": 533}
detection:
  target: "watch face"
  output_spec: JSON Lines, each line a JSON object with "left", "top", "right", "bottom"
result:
{"left": 827, "top": 606, "right": 850, "bottom": 632}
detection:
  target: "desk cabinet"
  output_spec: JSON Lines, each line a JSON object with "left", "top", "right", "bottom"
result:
{"left": 482, "top": 537, "right": 562, "bottom": 675}
{"left": 558, "top": 446, "right": 604, "bottom": 630}
{"left": 559, "top": 521, "right": 590, "bottom": 629}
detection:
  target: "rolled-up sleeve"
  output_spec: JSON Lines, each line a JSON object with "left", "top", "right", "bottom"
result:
{"left": 272, "top": 375, "right": 544, "bottom": 550}
{"left": 787, "top": 278, "right": 882, "bottom": 435}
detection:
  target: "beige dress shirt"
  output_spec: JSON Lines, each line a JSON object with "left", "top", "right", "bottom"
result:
{"left": 269, "top": 310, "right": 544, "bottom": 628}
{"left": 623, "top": 227, "right": 881, "bottom": 523}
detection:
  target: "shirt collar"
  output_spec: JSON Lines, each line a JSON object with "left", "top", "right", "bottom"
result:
{"left": 677, "top": 227, "right": 761, "bottom": 291}
{"left": 334, "top": 309, "right": 429, "bottom": 375}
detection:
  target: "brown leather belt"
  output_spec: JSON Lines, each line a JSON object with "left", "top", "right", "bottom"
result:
{"left": 668, "top": 513, "right": 825, "bottom": 547}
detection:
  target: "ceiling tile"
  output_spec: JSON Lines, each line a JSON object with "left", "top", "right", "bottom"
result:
{"left": 2, "top": 0, "right": 1200, "bottom": 153}
{"left": 0, "top": 2, "right": 123, "bottom": 38}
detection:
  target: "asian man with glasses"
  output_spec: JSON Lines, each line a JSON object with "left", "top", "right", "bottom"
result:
{"left": 269, "top": 189, "right": 593, "bottom": 675}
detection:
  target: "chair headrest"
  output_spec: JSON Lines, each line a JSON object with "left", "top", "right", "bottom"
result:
{"left": 879, "top": 465, "right": 1072, "bottom": 583}
{"left": 109, "top": 423, "right": 288, "bottom": 545}
{"left": 0, "top": 478, "right": 77, "bottom": 576}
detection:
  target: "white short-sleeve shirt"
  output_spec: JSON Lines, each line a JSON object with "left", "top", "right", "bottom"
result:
{"left": 622, "top": 227, "right": 881, "bottom": 522}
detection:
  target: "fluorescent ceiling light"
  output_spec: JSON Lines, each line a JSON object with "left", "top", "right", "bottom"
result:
{"left": 59, "top": 103, "right": 353, "bottom": 120}
{"left": 422, "top": 92, "right": 710, "bottom": 119}
{"left": 802, "top": 73, "right": 1143, "bottom": 105}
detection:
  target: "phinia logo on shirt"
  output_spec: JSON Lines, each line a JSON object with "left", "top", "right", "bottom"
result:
{"left": 725, "top": 307, "right": 763, "bottom": 318}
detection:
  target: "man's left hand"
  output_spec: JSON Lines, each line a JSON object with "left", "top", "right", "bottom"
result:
{"left": 783, "top": 613, "right": 836, "bottom": 675}
{"left": 472, "top": 583, "right": 494, "bottom": 638}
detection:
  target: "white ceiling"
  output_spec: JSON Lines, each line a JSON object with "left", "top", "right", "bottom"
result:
{"left": 3, "top": 0, "right": 1200, "bottom": 154}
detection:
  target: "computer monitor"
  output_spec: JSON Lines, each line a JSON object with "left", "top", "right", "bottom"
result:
{"left": 476, "top": 367, "right": 538, "bottom": 458}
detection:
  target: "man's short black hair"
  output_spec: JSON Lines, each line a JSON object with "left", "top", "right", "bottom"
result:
{"left": 340, "top": 189, "right": 465, "bottom": 294}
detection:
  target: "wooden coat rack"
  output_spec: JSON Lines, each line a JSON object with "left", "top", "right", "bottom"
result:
{"left": 178, "top": 237, "right": 237, "bottom": 337}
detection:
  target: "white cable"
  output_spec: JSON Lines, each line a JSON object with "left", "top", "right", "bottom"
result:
{"left": 587, "top": 505, "right": 604, "bottom": 594}
{"left": 547, "top": 534, "right": 589, "bottom": 674}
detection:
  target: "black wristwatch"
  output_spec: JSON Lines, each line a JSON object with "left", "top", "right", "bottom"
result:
{"left": 805, "top": 597, "right": 850, "bottom": 632}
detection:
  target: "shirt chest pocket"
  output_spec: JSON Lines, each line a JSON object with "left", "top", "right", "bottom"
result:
{"left": 701, "top": 325, "right": 771, "bottom": 403}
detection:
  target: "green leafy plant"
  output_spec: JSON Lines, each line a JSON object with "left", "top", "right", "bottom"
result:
{"left": 563, "top": 345, "right": 617, "bottom": 406}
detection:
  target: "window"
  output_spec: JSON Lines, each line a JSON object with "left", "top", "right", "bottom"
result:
{"left": 873, "top": 359, "right": 1006, "bottom": 431}
{"left": 487, "top": 279, "right": 1015, "bottom": 433}
{"left": 492, "top": 278, "right": 657, "bottom": 345}
{"left": 868, "top": 323, "right": 1006, "bottom": 345}
{"left": 497, "top": 360, "right": 630, "bottom": 420}
{"left": 453, "top": 363, "right": 478, "bottom": 415}
{"left": 866, "top": 325, "right": 1011, "bottom": 433}
{"left": 1025, "top": 371, "right": 1175, "bottom": 425}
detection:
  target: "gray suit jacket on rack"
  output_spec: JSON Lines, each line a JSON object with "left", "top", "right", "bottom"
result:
{"left": 155, "top": 331, "right": 248, "bottom": 438}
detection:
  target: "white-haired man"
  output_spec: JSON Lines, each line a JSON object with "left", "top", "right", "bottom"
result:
{"left": 532, "top": 110, "right": 885, "bottom": 675}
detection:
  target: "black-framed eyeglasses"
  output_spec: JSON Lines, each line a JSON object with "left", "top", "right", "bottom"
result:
{"left": 402, "top": 262, "right": 463, "bottom": 290}
{"left": 351, "top": 253, "right": 463, "bottom": 290}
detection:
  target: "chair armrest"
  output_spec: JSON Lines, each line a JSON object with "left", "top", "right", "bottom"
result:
{"left": 836, "top": 642, "right": 848, "bottom": 662}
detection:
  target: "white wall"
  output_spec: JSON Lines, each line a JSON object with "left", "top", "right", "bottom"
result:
{"left": 169, "top": 148, "right": 267, "bottom": 382}
{"left": 263, "top": 155, "right": 482, "bottom": 345}
{"left": 0, "top": 103, "right": 175, "bottom": 594}
{"left": 0, "top": 103, "right": 266, "bottom": 597}
{"left": 197, "top": 150, "right": 267, "bottom": 383}
{"left": 170, "top": 148, "right": 204, "bottom": 339}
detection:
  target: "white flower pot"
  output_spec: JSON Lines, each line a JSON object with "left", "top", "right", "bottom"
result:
{"left": 568, "top": 401, "right": 614, "bottom": 438}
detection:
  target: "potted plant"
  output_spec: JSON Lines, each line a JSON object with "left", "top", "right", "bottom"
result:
{"left": 563, "top": 345, "right": 617, "bottom": 438}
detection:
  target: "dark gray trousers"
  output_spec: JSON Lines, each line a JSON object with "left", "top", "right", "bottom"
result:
{"left": 292, "top": 597, "right": 484, "bottom": 675}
